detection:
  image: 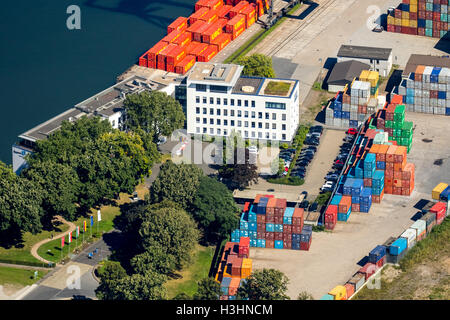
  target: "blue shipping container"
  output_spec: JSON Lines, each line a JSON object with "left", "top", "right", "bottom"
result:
{"left": 274, "top": 224, "right": 283, "bottom": 232}
{"left": 257, "top": 239, "right": 266, "bottom": 248}
{"left": 390, "top": 238, "right": 407, "bottom": 255}
{"left": 283, "top": 207, "right": 294, "bottom": 225}
{"left": 376, "top": 161, "right": 386, "bottom": 170}
{"left": 266, "top": 223, "right": 275, "bottom": 232}
{"left": 274, "top": 240, "right": 284, "bottom": 249}
{"left": 369, "top": 245, "right": 386, "bottom": 263}
{"left": 250, "top": 239, "right": 257, "bottom": 247}
{"left": 331, "top": 195, "right": 342, "bottom": 206}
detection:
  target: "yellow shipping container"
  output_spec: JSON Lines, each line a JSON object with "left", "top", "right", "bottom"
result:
{"left": 402, "top": 11, "right": 409, "bottom": 20}
{"left": 395, "top": 18, "right": 402, "bottom": 26}
{"left": 368, "top": 71, "right": 379, "bottom": 88}
{"left": 410, "top": 0, "right": 417, "bottom": 5}
{"left": 329, "top": 285, "right": 347, "bottom": 300}
{"left": 410, "top": 4, "right": 417, "bottom": 13}
{"left": 360, "top": 70, "right": 370, "bottom": 82}
{"left": 241, "top": 258, "right": 252, "bottom": 279}
{"left": 432, "top": 183, "right": 448, "bottom": 200}
{"left": 401, "top": 19, "right": 409, "bottom": 27}
{"left": 387, "top": 15, "right": 395, "bottom": 25}
{"left": 410, "top": 20, "right": 417, "bottom": 28}
{"left": 371, "top": 88, "right": 379, "bottom": 99}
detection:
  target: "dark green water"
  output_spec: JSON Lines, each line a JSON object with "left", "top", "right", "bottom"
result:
{"left": 0, "top": 0, "right": 195, "bottom": 164}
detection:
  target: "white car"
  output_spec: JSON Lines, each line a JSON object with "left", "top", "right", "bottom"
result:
{"left": 321, "top": 181, "right": 335, "bottom": 191}
{"left": 248, "top": 146, "right": 258, "bottom": 154}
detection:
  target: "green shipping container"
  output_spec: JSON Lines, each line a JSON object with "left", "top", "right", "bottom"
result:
{"left": 426, "top": 3, "right": 433, "bottom": 11}
{"left": 426, "top": 28, "right": 433, "bottom": 37}
{"left": 394, "top": 105, "right": 405, "bottom": 119}
{"left": 441, "top": 14, "right": 447, "bottom": 23}
{"left": 425, "top": 20, "right": 433, "bottom": 29}
{"left": 385, "top": 120, "right": 393, "bottom": 128}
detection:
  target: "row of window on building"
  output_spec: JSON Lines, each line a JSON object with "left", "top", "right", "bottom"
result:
{"left": 195, "top": 107, "right": 287, "bottom": 120}
{"left": 195, "top": 127, "right": 287, "bottom": 140}
{"left": 195, "top": 96, "right": 286, "bottom": 110}
{"left": 195, "top": 117, "right": 287, "bottom": 130}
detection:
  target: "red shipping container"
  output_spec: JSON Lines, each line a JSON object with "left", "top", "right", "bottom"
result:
{"left": 282, "top": 233, "right": 291, "bottom": 242}
{"left": 162, "top": 30, "right": 182, "bottom": 44}
{"left": 217, "top": 4, "right": 233, "bottom": 18}
{"left": 274, "top": 216, "right": 282, "bottom": 224}
{"left": 429, "top": 202, "right": 447, "bottom": 220}
{"left": 375, "top": 256, "right": 386, "bottom": 269}
{"left": 325, "top": 205, "right": 337, "bottom": 223}
{"left": 148, "top": 59, "right": 156, "bottom": 69}
{"left": 283, "top": 240, "right": 292, "bottom": 249}
{"left": 274, "top": 232, "right": 283, "bottom": 241}
{"left": 166, "top": 46, "right": 186, "bottom": 66}
{"left": 167, "top": 17, "right": 188, "bottom": 34}
{"left": 265, "top": 232, "right": 274, "bottom": 240}
{"left": 157, "top": 60, "right": 166, "bottom": 71}
{"left": 372, "top": 190, "right": 384, "bottom": 203}
{"left": 393, "top": 186, "right": 402, "bottom": 195}
{"left": 292, "top": 208, "right": 304, "bottom": 226}
{"left": 359, "top": 262, "right": 378, "bottom": 281}
{"left": 148, "top": 41, "right": 170, "bottom": 62}
{"left": 352, "top": 203, "right": 360, "bottom": 212}
{"left": 229, "top": 1, "right": 249, "bottom": 19}
{"left": 166, "top": 64, "right": 174, "bottom": 73}
{"left": 190, "top": 7, "right": 209, "bottom": 24}
{"left": 231, "top": 24, "right": 245, "bottom": 40}
{"left": 173, "top": 32, "right": 192, "bottom": 49}
{"left": 265, "top": 215, "right": 274, "bottom": 224}
{"left": 364, "top": 178, "right": 372, "bottom": 187}
{"left": 174, "top": 55, "right": 196, "bottom": 74}
{"left": 325, "top": 221, "right": 336, "bottom": 230}
{"left": 199, "top": 10, "right": 219, "bottom": 24}
{"left": 345, "top": 283, "right": 355, "bottom": 299}
{"left": 231, "top": 257, "right": 242, "bottom": 277}
{"left": 300, "top": 238, "right": 311, "bottom": 251}
{"left": 211, "top": 32, "right": 232, "bottom": 51}
{"left": 206, "top": 0, "right": 224, "bottom": 11}
{"left": 266, "top": 240, "right": 274, "bottom": 248}
{"left": 283, "top": 225, "right": 292, "bottom": 234}
{"left": 139, "top": 54, "right": 148, "bottom": 67}
{"left": 226, "top": 14, "right": 246, "bottom": 33}
{"left": 292, "top": 225, "right": 302, "bottom": 234}
{"left": 256, "top": 215, "right": 266, "bottom": 224}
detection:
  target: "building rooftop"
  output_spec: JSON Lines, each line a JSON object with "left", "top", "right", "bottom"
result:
{"left": 187, "top": 62, "right": 243, "bottom": 86}
{"left": 327, "top": 60, "right": 371, "bottom": 86}
{"left": 403, "top": 54, "right": 450, "bottom": 77}
{"left": 232, "top": 77, "right": 264, "bottom": 95}
{"left": 231, "top": 76, "right": 297, "bottom": 98}
{"left": 19, "top": 75, "right": 165, "bottom": 143}
{"left": 337, "top": 45, "right": 392, "bottom": 61}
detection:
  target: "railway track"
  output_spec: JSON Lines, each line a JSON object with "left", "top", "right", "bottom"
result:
{"left": 263, "top": 0, "right": 340, "bottom": 57}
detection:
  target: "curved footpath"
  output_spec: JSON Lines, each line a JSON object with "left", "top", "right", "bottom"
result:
{"left": 30, "top": 216, "right": 76, "bottom": 267}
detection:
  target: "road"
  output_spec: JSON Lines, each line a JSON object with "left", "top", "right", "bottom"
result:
{"left": 22, "top": 231, "right": 123, "bottom": 300}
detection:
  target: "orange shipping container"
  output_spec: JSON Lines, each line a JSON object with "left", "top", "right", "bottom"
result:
{"left": 211, "top": 32, "right": 232, "bottom": 51}
{"left": 266, "top": 198, "right": 277, "bottom": 214}
{"left": 195, "top": 0, "right": 210, "bottom": 11}
{"left": 394, "top": 146, "right": 407, "bottom": 164}
{"left": 199, "top": 10, "right": 219, "bottom": 24}
{"left": 207, "top": 0, "right": 224, "bottom": 11}
{"left": 157, "top": 43, "right": 178, "bottom": 64}
{"left": 167, "top": 17, "right": 188, "bottom": 34}
{"left": 231, "top": 24, "right": 245, "bottom": 40}
{"left": 175, "top": 55, "right": 196, "bottom": 74}
{"left": 197, "top": 45, "right": 218, "bottom": 62}
{"left": 241, "top": 258, "right": 252, "bottom": 278}
{"left": 338, "top": 196, "right": 352, "bottom": 214}
{"left": 226, "top": 14, "right": 246, "bottom": 33}
{"left": 166, "top": 63, "right": 175, "bottom": 73}
{"left": 139, "top": 54, "right": 148, "bottom": 67}
{"left": 189, "top": 42, "right": 209, "bottom": 58}
{"left": 394, "top": 162, "right": 405, "bottom": 172}
{"left": 161, "top": 30, "right": 182, "bottom": 44}
{"left": 376, "top": 144, "right": 389, "bottom": 162}
{"left": 148, "top": 41, "right": 170, "bottom": 61}
{"left": 229, "top": 1, "right": 249, "bottom": 19}
{"left": 173, "top": 32, "right": 192, "bottom": 48}
{"left": 228, "top": 277, "right": 241, "bottom": 296}
{"left": 148, "top": 59, "right": 156, "bottom": 69}
{"left": 166, "top": 46, "right": 187, "bottom": 66}
{"left": 246, "top": 14, "right": 256, "bottom": 28}
{"left": 202, "top": 21, "right": 224, "bottom": 43}
{"left": 256, "top": 0, "right": 265, "bottom": 17}
{"left": 190, "top": 7, "right": 209, "bottom": 24}
{"left": 193, "top": 22, "right": 212, "bottom": 42}
{"left": 345, "top": 283, "right": 355, "bottom": 299}
{"left": 386, "top": 145, "right": 397, "bottom": 163}
{"left": 369, "top": 144, "right": 380, "bottom": 155}
{"left": 401, "top": 163, "right": 415, "bottom": 180}
{"left": 217, "top": 4, "right": 233, "bottom": 18}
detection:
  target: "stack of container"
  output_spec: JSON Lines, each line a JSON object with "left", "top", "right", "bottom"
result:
{"left": 231, "top": 194, "right": 313, "bottom": 251}
{"left": 138, "top": 0, "right": 266, "bottom": 74}
{"left": 386, "top": 0, "right": 450, "bottom": 38}
{"left": 326, "top": 71, "right": 384, "bottom": 129}
{"left": 215, "top": 239, "right": 252, "bottom": 300}
{"left": 393, "top": 65, "right": 450, "bottom": 116}
{"left": 432, "top": 182, "right": 449, "bottom": 200}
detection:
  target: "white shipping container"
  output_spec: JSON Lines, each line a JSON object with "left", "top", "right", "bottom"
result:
{"left": 430, "top": 98, "right": 438, "bottom": 107}
{"left": 401, "top": 228, "right": 417, "bottom": 248}
{"left": 414, "top": 81, "right": 422, "bottom": 89}
{"left": 422, "top": 90, "right": 430, "bottom": 98}
{"left": 433, "top": 107, "right": 440, "bottom": 114}
{"left": 342, "top": 103, "right": 350, "bottom": 112}
{"left": 325, "top": 117, "right": 334, "bottom": 126}
{"left": 341, "top": 119, "right": 349, "bottom": 128}
{"left": 414, "top": 105, "right": 423, "bottom": 113}
{"left": 438, "top": 68, "right": 449, "bottom": 84}
{"left": 333, "top": 118, "right": 342, "bottom": 127}
{"left": 430, "top": 82, "right": 438, "bottom": 91}
{"left": 350, "top": 105, "right": 358, "bottom": 112}
{"left": 406, "top": 104, "right": 414, "bottom": 112}
{"left": 410, "top": 220, "right": 426, "bottom": 236}
{"left": 447, "top": 100, "right": 450, "bottom": 108}
{"left": 423, "top": 66, "right": 433, "bottom": 82}
{"left": 438, "top": 83, "right": 446, "bottom": 91}
{"left": 423, "top": 82, "right": 430, "bottom": 90}
{"left": 438, "top": 99, "right": 446, "bottom": 107}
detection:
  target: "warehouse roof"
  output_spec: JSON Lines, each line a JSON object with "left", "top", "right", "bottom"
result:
{"left": 327, "top": 60, "right": 371, "bottom": 86}
{"left": 337, "top": 45, "right": 392, "bottom": 61}
{"left": 403, "top": 54, "right": 450, "bottom": 77}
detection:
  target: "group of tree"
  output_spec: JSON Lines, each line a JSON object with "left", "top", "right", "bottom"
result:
{"left": 236, "top": 54, "right": 276, "bottom": 78}
{"left": 0, "top": 90, "right": 185, "bottom": 244}
{"left": 95, "top": 200, "right": 199, "bottom": 300}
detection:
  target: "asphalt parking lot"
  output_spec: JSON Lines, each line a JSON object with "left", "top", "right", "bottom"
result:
{"left": 250, "top": 113, "right": 450, "bottom": 299}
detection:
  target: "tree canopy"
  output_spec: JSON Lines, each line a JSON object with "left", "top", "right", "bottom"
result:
{"left": 150, "top": 161, "right": 203, "bottom": 209}
{"left": 219, "top": 148, "right": 259, "bottom": 190}
{"left": 193, "top": 278, "right": 221, "bottom": 300}
{"left": 236, "top": 54, "right": 276, "bottom": 78}
{"left": 190, "top": 176, "right": 240, "bottom": 244}
{"left": 123, "top": 91, "right": 185, "bottom": 142}
{"left": 236, "top": 269, "right": 290, "bottom": 300}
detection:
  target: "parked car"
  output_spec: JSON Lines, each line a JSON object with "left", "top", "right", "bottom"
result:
{"left": 321, "top": 181, "right": 335, "bottom": 191}
{"left": 304, "top": 138, "right": 320, "bottom": 146}
{"left": 325, "top": 174, "right": 339, "bottom": 181}
{"left": 310, "top": 125, "right": 323, "bottom": 134}
{"left": 299, "top": 200, "right": 309, "bottom": 209}
{"left": 333, "top": 163, "right": 344, "bottom": 170}
{"left": 334, "top": 159, "right": 344, "bottom": 165}
{"left": 372, "top": 25, "right": 384, "bottom": 32}
{"left": 301, "top": 191, "right": 308, "bottom": 198}
{"left": 347, "top": 128, "right": 358, "bottom": 135}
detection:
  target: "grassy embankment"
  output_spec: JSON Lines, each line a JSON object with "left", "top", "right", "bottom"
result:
{"left": 165, "top": 245, "right": 215, "bottom": 299}
{"left": 354, "top": 217, "right": 450, "bottom": 300}
{"left": 0, "top": 266, "right": 49, "bottom": 287}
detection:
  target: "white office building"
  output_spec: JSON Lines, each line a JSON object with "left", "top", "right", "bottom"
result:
{"left": 185, "top": 62, "right": 300, "bottom": 142}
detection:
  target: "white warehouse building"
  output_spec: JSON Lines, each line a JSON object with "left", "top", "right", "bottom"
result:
{"left": 185, "top": 62, "right": 300, "bottom": 142}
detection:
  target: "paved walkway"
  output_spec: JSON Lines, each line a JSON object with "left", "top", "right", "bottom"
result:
{"left": 0, "top": 262, "right": 51, "bottom": 271}
{"left": 30, "top": 216, "right": 76, "bottom": 266}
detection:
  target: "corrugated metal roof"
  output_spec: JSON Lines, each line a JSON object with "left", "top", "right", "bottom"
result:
{"left": 337, "top": 45, "right": 392, "bottom": 60}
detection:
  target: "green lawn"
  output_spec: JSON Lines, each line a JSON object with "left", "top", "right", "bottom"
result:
{"left": 0, "top": 223, "right": 70, "bottom": 267}
{"left": 165, "top": 245, "right": 215, "bottom": 299}
{"left": 0, "top": 266, "right": 49, "bottom": 287}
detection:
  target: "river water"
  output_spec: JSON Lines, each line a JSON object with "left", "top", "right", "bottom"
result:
{"left": 0, "top": 0, "right": 195, "bottom": 163}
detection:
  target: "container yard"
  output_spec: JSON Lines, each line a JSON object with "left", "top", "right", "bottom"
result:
{"left": 387, "top": 0, "right": 450, "bottom": 38}
{"left": 138, "top": 0, "right": 267, "bottom": 75}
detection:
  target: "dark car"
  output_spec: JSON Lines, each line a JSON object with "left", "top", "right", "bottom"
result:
{"left": 305, "top": 138, "right": 320, "bottom": 146}
{"left": 325, "top": 174, "right": 339, "bottom": 181}
{"left": 301, "top": 191, "right": 308, "bottom": 198}
{"left": 310, "top": 125, "right": 323, "bottom": 134}
{"left": 299, "top": 200, "right": 309, "bottom": 209}
{"left": 308, "top": 202, "right": 319, "bottom": 212}
{"left": 305, "top": 146, "right": 317, "bottom": 151}
{"left": 333, "top": 163, "right": 344, "bottom": 170}
{"left": 297, "top": 162, "right": 309, "bottom": 168}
